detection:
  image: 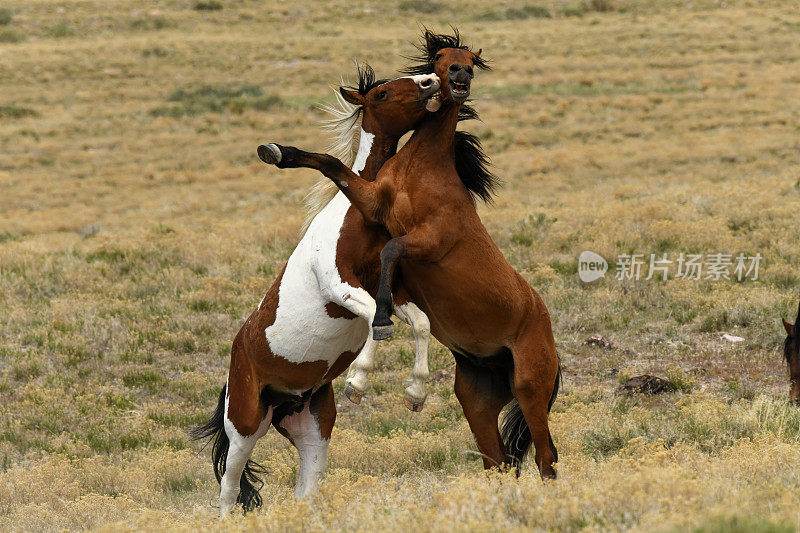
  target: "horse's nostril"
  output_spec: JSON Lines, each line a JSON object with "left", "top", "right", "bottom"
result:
{"left": 420, "top": 79, "right": 431, "bottom": 88}
{"left": 449, "top": 64, "right": 459, "bottom": 73}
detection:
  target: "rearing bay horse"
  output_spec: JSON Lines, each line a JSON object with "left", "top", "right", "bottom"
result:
{"left": 260, "top": 30, "right": 561, "bottom": 478}
{"left": 194, "top": 69, "right": 441, "bottom": 517}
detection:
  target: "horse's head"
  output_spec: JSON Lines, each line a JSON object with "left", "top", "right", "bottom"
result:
{"left": 338, "top": 65, "right": 440, "bottom": 139}
{"left": 403, "top": 28, "right": 489, "bottom": 107}
{"left": 783, "top": 301, "right": 800, "bottom": 403}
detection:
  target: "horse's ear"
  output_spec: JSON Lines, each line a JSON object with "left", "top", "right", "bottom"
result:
{"left": 425, "top": 29, "right": 437, "bottom": 54}
{"left": 475, "top": 48, "right": 482, "bottom": 57}
{"left": 339, "top": 87, "right": 364, "bottom": 106}
{"left": 784, "top": 319, "right": 794, "bottom": 337}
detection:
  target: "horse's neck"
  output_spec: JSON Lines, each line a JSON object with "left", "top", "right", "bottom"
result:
{"left": 406, "top": 104, "right": 460, "bottom": 165}
{"left": 352, "top": 127, "right": 398, "bottom": 180}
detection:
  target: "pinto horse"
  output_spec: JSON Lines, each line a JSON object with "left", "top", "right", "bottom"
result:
{"left": 260, "top": 30, "right": 561, "bottom": 479}
{"left": 193, "top": 68, "right": 440, "bottom": 516}
{"left": 782, "top": 300, "right": 800, "bottom": 403}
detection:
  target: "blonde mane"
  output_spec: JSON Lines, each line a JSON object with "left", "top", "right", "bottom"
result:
{"left": 298, "top": 89, "right": 363, "bottom": 238}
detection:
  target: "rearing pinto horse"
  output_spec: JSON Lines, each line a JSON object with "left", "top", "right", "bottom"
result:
{"left": 260, "top": 30, "right": 561, "bottom": 479}
{"left": 193, "top": 68, "right": 441, "bottom": 517}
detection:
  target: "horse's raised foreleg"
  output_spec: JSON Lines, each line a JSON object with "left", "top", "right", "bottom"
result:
{"left": 258, "top": 143, "right": 382, "bottom": 224}
{"left": 372, "top": 228, "right": 448, "bottom": 340}
{"left": 277, "top": 383, "right": 336, "bottom": 499}
{"left": 393, "top": 290, "right": 431, "bottom": 411}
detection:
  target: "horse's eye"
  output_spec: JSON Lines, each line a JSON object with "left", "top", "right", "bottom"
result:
{"left": 376, "top": 90, "right": 388, "bottom": 101}
{"left": 435, "top": 53, "right": 443, "bottom": 61}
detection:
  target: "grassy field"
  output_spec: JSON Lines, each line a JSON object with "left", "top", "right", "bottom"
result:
{"left": 2, "top": 0, "right": 800, "bottom": 531}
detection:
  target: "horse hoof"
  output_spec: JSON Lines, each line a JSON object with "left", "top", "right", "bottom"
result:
{"left": 257, "top": 143, "right": 282, "bottom": 165}
{"left": 372, "top": 324, "right": 394, "bottom": 340}
{"left": 343, "top": 382, "right": 363, "bottom": 404}
{"left": 403, "top": 392, "right": 425, "bottom": 412}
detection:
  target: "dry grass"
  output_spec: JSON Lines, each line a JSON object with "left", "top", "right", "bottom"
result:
{"left": 2, "top": 0, "right": 800, "bottom": 531}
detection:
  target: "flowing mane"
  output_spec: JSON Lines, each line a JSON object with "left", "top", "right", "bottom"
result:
{"left": 300, "top": 64, "right": 387, "bottom": 238}
{"left": 453, "top": 131, "right": 499, "bottom": 204}
{"left": 401, "top": 27, "right": 490, "bottom": 75}
{"left": 404, "top": 28, "right": 499, "bottom": 204}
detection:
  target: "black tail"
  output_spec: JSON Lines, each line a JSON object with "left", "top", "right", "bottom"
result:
{"left": 190, "top": 385, "right": 266, "bottom": 513}
{"left": 500, "top": 366, "right": 561, "bottom": 475}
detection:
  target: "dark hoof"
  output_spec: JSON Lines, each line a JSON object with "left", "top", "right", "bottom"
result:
{"left": 540, "top": 467, "right": 557, "bottom": 480}
{"left": 343, "top": 382, "right": 363, "bottom": 405}
{"left": 403, "top": 393, "right": 426, "bottom": 412}
{"left": 372, "top": 323, "right": 394, "bottom": 340}
{"left": 257, "top": 143, "right": 282, "bottom": 165}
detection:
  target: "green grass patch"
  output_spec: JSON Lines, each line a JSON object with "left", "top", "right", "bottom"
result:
{"left": 0, "top": 29, "right": 23, "bottom": 43}
{"left": 477, "top": 4, "right": 551, "bottom": 21}
{"left": 398, "top": 0, "right": 443, "bottom": 13}
{"left": 193, "top": 0, "right": 223, "bottom": 10}
{"left": 0, "top": 105, "right": 38, "bottom": 119}
{"left": 151, "top": 84, "right": 282, "bottom": 117}
{"left": 0, "top": 231, "right": 21, "bottom": 242}
{"left": 0, "top": 8, "right": 12, "bottom": 26}
{"left": 511, "top": 213, "right": 557, "bottom": 247}
{"left": 47, "top": 22, "right": 76, "bottom": 38}
{"left": 130, "top": 16, "right": 175, "bottom": 31}
{"left": 689, "top": 515, "right": 794, "bottom": 533}
{"left": 122, "top": 369, "right": 165, "bottom": 393}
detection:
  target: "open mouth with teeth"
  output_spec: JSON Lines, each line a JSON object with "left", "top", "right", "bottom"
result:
{"left": 425, "top": 90, "right": 442, "bottom": 112}
{"left": 449, "top": 79, "right": 471, "bottom": 100}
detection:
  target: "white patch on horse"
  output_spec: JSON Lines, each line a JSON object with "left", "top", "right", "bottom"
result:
{"left": 264, "top": 129, "right": 376, "bottom": 371}
{"left": 352, "top": 129, "right": 374, "bottom": 174}
{"left": 279, "top": 401, "right": 330, "bottom": 499}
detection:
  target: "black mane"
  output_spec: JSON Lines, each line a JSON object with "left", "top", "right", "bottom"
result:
{"left": 342, "top": 63, "right": 389, "bottom": 97}
{"left": 454, "top": 131, "right": 500, "bottom": 204}
{"left": 401, "top": 28, "right": 498, "bottom": 203}
{"left": 401, "top": 27, "right": 490, "bottom": 76}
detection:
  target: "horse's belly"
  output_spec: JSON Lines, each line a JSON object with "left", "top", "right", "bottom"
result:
{"left": 401, "top": 259, "right": 524, "bottom": 355}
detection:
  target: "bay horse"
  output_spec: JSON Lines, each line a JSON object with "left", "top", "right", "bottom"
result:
{"left": 193, "top": 68, "right": 441, "bottom": 517}
{"left": 259, "top": 30, "right": 561, "bottom": 479}
{"left": 782, "top": 300, "right": 800, "bottom": 403}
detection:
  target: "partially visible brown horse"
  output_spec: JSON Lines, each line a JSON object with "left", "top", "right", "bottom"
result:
{"left": 782, "top": 300, "right": 800, "bottom": 403}
{"left": 260, "top": 30, "right": 561, "bottom": 479}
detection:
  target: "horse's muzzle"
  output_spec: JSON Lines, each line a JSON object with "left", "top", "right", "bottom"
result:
{"left": 448, "top": 67, "right": 472, "bottom": 102}
{"left": 418, "top": 74, "right": 440, "bottom": 100}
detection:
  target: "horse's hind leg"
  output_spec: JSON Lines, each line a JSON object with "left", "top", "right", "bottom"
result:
{"left": 393, "top": 293, "right": 431, "bottom": 411}
{"left": 220, "top": 379, "right": 272, "bottom": 517}
{"left": 278, "top": 383, "right": 336, "bottom": 499}
{"left": 453, "top": 352, "right": 513, "bottom": 469}
{"left": 330, "top": 286, "right": 377, "bottom": 404}
{"left": 510, "top": 309, "right": 560, "bottom": 479}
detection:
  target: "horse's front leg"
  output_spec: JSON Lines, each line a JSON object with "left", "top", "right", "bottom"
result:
{"left": 258, "top": 143, "right": 382, "bottom": 224}
{"left": 372, "top": 227, "right": 447, "bottom": 340}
